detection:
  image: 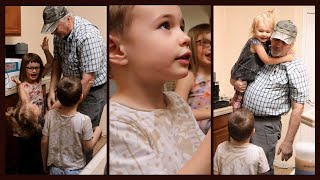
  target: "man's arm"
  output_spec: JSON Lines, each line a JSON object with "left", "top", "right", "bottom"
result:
{"left": 277, "top": 101, "right": 304, "bottom": 161}
{"left": 47, "top": 59, "right": 62, "bottom": 109}
{"left": 81, "top": 72, "right": 95, "bottom": 102}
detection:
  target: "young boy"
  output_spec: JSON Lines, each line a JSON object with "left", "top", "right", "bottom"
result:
{"left": 41, "top": 76, "right": 102, "bottom": 175}
{"left": 109, "top": 5, "right": 211, "bottom": 175}
{"left": 213, "top": 108, "right": 269, "bottom": 175}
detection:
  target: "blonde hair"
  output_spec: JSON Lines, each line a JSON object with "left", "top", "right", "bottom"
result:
{"left": 188, "top": 23, "right": 211, "bottom": 75}
{"left": 250, "top": 10, "right": 276, "bottom": 37}
{"left": 5, "top": 104, "right": 41, "bottom": 138}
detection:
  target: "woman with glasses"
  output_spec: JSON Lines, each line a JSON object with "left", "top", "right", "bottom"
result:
{"left": 175, "top": 23, "right": 212, "bottom": 135}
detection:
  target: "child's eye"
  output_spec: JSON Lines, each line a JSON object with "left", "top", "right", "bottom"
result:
{"left": 180, "top": 25, "right": 185, "bottom": 32}
{"left": 159, "top": 21, "right": 170, "bottom": 30}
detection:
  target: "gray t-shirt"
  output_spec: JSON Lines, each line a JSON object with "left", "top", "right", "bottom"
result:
{"left": 42, "top": 109, "right": 93, "bottom": 170}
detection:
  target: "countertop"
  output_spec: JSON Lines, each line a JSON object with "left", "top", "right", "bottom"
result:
{"left": 80, "top": 105, "right": 107, "bottom": 175}
{"left": 80, "top": 142, "right": 106, "bottom": 175}
{"left": 214, "top": 106, "right": 232, "bottom": 117}
{"left": 5, "top": 75, "right": 51, "bottom": 96}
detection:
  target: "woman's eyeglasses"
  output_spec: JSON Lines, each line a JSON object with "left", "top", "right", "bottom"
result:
{"left": 196, "top": 39, "right": 211, "bottom": 48}
{"left": 26, "top": 66, "right": 40, "bottom": 71}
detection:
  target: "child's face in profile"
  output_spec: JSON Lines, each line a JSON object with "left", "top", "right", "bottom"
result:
{"left": 196, "top": 32, "right": 211, "bottom": 67}
{"left": 123, "top": 6, "right": 191, "bottom": 83}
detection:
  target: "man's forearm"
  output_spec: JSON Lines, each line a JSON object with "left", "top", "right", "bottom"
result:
{"left": 284, "top": 102, "right": 304, "bottom": 144}
{"left": 81, "top": 72, "right": 95, "bottom": 101}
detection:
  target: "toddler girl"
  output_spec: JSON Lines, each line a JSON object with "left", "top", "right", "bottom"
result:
{"left": 230, "top": 10, "right": 294, "bottom": 111}
{"left": 175, "top": 23, "right": 211, "bottom": 134}
{"left": 5, "top": 102, "right": 43, "bottom": 174}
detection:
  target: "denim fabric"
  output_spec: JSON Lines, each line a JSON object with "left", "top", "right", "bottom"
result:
{"left": 49, "top": 166, "right": 82, "bottom": 175}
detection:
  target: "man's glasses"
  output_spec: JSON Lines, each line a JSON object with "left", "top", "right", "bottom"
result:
{"left": 196, "top": 39, "right": 211, "bottom": 48}
{"left": 26, "top": 66, "right": 40, "bottom": 71}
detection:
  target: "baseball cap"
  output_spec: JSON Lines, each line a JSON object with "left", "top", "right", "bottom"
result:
{"left": 41, "top": 6, "right": 69, "bottom": 34}
{"left": 270, "top": 20, "right": 297, "bottom": 44}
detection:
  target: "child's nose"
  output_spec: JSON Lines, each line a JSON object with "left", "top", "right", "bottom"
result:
{"left": 179, "top": 32, "right": 191, "bottom": 47}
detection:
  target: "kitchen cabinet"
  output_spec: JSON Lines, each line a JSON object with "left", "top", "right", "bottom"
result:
{"left": 5, "top": 6, "right": 21, "bottom": 36}
{"left": 213, "top": 106, "right": 232, "bottom": 155}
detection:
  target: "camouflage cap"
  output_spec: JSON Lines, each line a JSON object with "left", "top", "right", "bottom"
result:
{"left": 270, "top": 20, "right": 297, "bottom": 44}
{"left": 41, "top": 6, "right": 69, "bottom": 34}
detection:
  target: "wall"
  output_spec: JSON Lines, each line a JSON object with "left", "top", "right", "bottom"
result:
{"left": 214, "top": 6, "right": 310, "bottom": 98}
{"left": 180, "top": 5, "right": 211, "bottom": 33}
{"left": 5, "top": 6, "right": 107, "bottom": 64}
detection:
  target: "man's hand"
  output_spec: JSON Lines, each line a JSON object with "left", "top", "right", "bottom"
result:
{"left": 47, "top": 92, "right": 56, "bottom": 110}
{"left": 277, "top": 141, "right": 293, "bottom": 161}
{"left": 230, "top": 78, "right": 247, "bottom": 92}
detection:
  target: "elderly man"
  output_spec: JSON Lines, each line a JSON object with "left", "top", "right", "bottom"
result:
{"left": 41, "top": 6, "right": 107, "bottom": 128}
{"left": 231, "top": 20, "right": 308, "bottom": 175}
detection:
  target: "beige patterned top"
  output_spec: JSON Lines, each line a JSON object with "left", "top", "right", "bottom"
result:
{"left": 214, "top": 141, "right": 270, "bottom": 175}
{"left": 109, "top": 92, "right": 205, "bottom": 174}
{"left": 43, "top": 109, "right": 93, "bottom": 170}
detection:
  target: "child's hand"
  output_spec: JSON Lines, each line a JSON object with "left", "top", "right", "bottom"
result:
{"left": 51, "top": 100, "right": 62, "bottom": 109}
{"left": 11, "top": 77, "right": 21, "bottom": 85}
{"left": 284, "top": 48, "right": 295, "bottom": 62}
{"left": 41, "top": 37, "right": 49, "bottom": 51}
{"left": 287, "top": 47, "right": 295, "bottom": 57}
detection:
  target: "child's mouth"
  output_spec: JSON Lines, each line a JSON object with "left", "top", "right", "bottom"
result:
{"left": 175, "top": 52, "right": 191, "bottom": 65}
{"left": 31, "top": 74, "right": 38, "bottom": 79}
{"left": 175, "top": 52, "right": 191, "bottom": 61}
{"left": 206, "top": 53, "right": 211, "bottom": 61}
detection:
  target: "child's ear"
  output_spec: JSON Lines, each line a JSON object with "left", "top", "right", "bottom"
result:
{"left": 80, "top": 94, "right": 84, "bottom": 102}
{"left": 252, "top": 128, "right": 255, "bottom": 135}
{"left": 109, "top": 35, "right": 128, "bottom": 66}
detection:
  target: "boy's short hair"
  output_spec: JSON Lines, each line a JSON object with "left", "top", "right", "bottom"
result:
{"left": 109, "top": 5, "right": 134, "bottom": 36}
{"left": 228, "top": 108, "right": 254, "bottom": 141}
{"left": 57, "top": 76, "right": 82, "bottom": 107}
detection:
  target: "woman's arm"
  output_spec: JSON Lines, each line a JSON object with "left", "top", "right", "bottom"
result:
{"left": 175, "top": 71, "right": 195, "bottom": 101}
{"left": 252, "top": 44, "right": 293, "bottom": 65}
